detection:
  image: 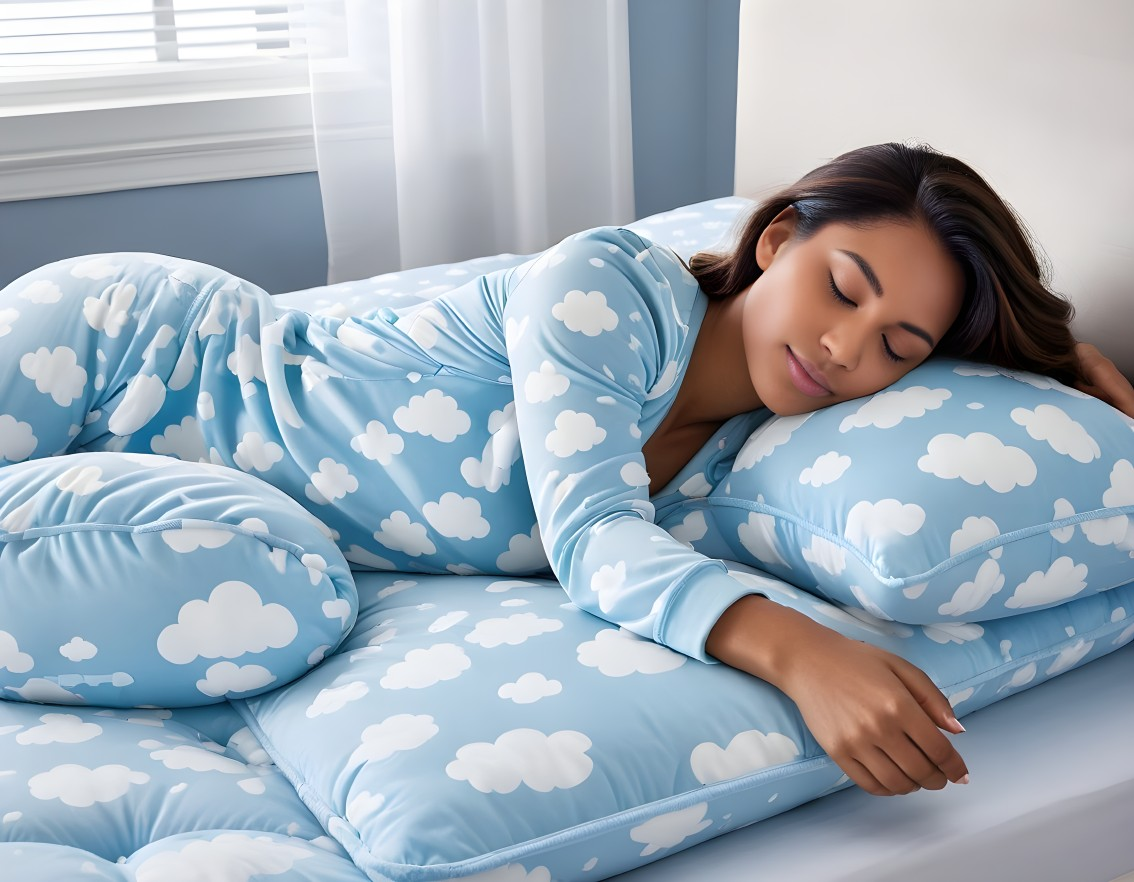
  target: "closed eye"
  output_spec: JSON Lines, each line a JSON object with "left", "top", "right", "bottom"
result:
{"left": 831, "top": 273, "right": 907, "bottom": 363}
{"left": 828, "top": 273, "right": 855, "bottom": 306}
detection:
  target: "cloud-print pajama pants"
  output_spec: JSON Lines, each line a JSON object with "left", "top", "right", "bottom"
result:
{"left": 0, "top": 228, "right": 757, "bottom": 660}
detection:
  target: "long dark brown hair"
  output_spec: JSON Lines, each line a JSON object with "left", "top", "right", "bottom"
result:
{"left": 690, "top": 143, "right": 1082, "bottom": 384}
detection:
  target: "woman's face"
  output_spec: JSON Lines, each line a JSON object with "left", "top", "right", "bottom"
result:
{"left": 741, "top": 214, "right": 965, "bottom": 415}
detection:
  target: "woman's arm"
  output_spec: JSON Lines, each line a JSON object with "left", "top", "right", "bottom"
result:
{"left": 706, "top": 596, "right": 970, "bottom": 797}
{"left": 1074, "top": 342, "right": 1134, "bottom": 418}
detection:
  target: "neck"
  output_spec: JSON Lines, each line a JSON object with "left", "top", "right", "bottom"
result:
{"left": 671, "top": 289, "right": 762, "bottom": 428}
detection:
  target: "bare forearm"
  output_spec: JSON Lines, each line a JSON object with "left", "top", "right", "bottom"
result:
{"left": 704, "top": 594, "right": 830, "bottom": 692}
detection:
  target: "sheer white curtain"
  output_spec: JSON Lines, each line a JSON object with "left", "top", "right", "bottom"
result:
{"left": 305, "top": 0, "right": 635, "bottom": 285}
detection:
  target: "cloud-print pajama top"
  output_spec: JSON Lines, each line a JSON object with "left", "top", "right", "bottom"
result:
{"left": 0, "top": 227, "right": 757, "bottom": 661}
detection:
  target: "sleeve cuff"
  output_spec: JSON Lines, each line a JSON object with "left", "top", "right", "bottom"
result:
{"left": 655, "top": 563, "right": 762, "bottom": 664}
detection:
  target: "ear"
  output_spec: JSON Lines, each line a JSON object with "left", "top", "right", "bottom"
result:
{"left": 755, "top": 206, "right": 798, "bottom": 271}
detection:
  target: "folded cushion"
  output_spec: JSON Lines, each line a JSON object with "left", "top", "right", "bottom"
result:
{"left": 0, "top": 452, "right": 357, "bottom": 707}
{"left": 655, "top": 359, "right": 1134, "bottom": 623}
{"left": 235, "top": 566, "right": 1134, "bottom": 881}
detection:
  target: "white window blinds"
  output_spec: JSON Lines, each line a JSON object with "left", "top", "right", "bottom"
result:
{"left": 0, "top": 1, "right": 306, "bottom": 71}
{"left": 0, "top": 1, "right": 317, "bottom": 202}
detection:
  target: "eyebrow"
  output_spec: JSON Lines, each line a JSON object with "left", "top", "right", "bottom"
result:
{"left": 838, "top": 249, "right": 936, "bottom": 348}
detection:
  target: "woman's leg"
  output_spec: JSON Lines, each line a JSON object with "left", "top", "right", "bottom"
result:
{"left": 0, "top": 253, "right": 271, "bottom": 467}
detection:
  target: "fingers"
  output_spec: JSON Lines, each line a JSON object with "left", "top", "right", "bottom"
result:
{"left": 829, "top": 661, "right": 969, "bottom": 797}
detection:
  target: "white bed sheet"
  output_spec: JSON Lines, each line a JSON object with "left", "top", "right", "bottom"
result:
{"left": 613, "top": 641, "right": 1134, "bottom": 882}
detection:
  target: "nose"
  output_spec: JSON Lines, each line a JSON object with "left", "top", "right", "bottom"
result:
{"left": 820, "top": 321, "right": 866, "bottom": 371}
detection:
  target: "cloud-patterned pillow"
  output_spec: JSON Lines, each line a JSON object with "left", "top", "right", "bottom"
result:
{"left": 0, "top": 452, "right": 357, "bottom": 707}
{"left": 656, "top": 359, "right": 1134, "bottom": 623}
{"left": 233, "top": 568, "right": 1134, "bottom": 881}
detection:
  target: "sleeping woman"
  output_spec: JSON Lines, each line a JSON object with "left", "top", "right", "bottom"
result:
{"left": 2, "top": 142, "right": 1132, "bottom": 799}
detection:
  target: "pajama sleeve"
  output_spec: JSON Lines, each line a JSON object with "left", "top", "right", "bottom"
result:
{"left": 501, "top": 227, "right": 758, "bottom": 663}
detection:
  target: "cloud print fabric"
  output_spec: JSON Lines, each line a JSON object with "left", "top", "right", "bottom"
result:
{"left": 0, "top": 453, "right": 356, "bottom": 707}
{"left": 654, "top": 359, "right": 1134, "bottom": 624}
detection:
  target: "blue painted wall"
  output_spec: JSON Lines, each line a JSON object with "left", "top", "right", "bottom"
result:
{"left": 0, "top": 2, "right": 740, "bottom": 293}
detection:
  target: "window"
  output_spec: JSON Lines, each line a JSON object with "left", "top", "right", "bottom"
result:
{"left": 0, "top": 2, "right": 316, "bottom": 201}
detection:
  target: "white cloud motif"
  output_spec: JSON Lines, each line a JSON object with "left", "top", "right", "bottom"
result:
{"left": 922, "top": 622, "right": 986, "bottom": 645}
{"left": 950, "top": 516, "right": 1002, "bottom": 558}
{"left": 349, "top": 714, "right": 439, "bottom": 765}
{"left": 446, "top": 728, "right": 593, "bottom": 793}
{"left": 690, "top": 729, "right": 800, "bottom": 784}
{"left": 545, "top": 410, "right": 606, "bottom": 457}
{"left": 351, "top": 420, "right": 404, "bottom": 465}
{"left": 839, "top": 386, "right": 950, "bottom": 432}
{"left": 590, "top": 560, "right": 626, "bottom": 613}
{"left": 844, "top": 499, "right": 925, "bottom": 550}
{"left": 620, "top": 461, "right": 650, "bottom": 488}
{"left": 233, "top": 432, "right": 285, "bottom": 472}
{"left": 160, "top": 524, "right": 235, "bottom": 553}
{"left": 150, "top": 744, "right": 246, "bottom": 774}
{"left": 305, "top": 457, "right": 358, "bottom": 504}
{"left": 496, "top": 525, "right": 550, "bottom": 572}
{"left": 801, "top": 535, "right": 847, "bottom": 576}
{"left": 668, "top": 510, "right": 708, "bottom": 548}
{"left": 918, "top": 432, "right": 1036, "bottom": 493}
{"left": 1045, "top": 638, "right": 1094, "bottom": 675}
{"left": 196, "top": 662, "right": 276, "bottom": 697}
{"left": 18, "top": 279, "right": 63, "bottom": 303}
{"left": 16, "top": 713, "right": 101, "bottom": 745}
{"left": 59, "top": 637, "right": 97, "bottom": 662}
{"left": 150, "top": 416, "right": 207, "bottom": 462}
{"left": 307, "top": 681, "right": 370, "bottom": 717}
{"left": 551, "top": 289, "right": 619, "bottom": 336}
{"left": 29, "top": 763, "right": 149, "bottom": 807}
{"left": 132, "top": 833, "right": 313, "bottom": 882}
{"left": 630, "top": 803, "right": 712, "bottom": 856}
{"left": 83, "top": 281, "right": 135, "bottom": 337}
{"left": 1011, "top": 404, "right": 1100, "bottom": 463}
{"left": 393, "top": 389, "right": 471, "bottom": 442}
{"left": 107, "top": 373, "right": 167, "bottom": 435}
{"left": 374, "top": 511, "right": 436, "bottom": 557}
{"left": 734, "top": 413, "right": 811, "bottom": 470}
{"left": 0, "top": 630, "right": 34, "bottom": 674}
{"left": 423, "top": 492, "right": 490, "bottom": 540}
{"left": 20, "top": 346, "right": 88, "bottom": 406}
{"left": 799, "top": 451, "right": 851, "bottom": 487}
{"left": 156, "top": 581, "right": 299, "bottom": 664}
{"left": 1005, "top": 556, "right": 1089, "bottom": 609}
{"left": 466, "top": 613, "right": 562, "bottom": 648}
{"left": 499, "top": 672, "right": 562, "bottom": 704}
{"left": 0, "top": 414, "right": 37, "bottom": 462}
{"left": 737, "top": 510, "right": 788, "bottom": 568}
{"left": 577, "top": 628, "right": 686, "bottom": 677}
{"left": 938, "top": 558, "right": 1005, "bottom": 616}
{"left": 524, "top": 360, "right": 571, "bottom": 403}
{"left": 380, "top": 643, "right": 471, "bottom": 689}
{"left": 53, "top": 465, "right": 106, "bottom": 496}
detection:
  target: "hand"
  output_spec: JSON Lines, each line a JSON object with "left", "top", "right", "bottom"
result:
{"left": 1074, "top": 342, "right": 1134, "bottom": 418}
{"left": 707, "top": 596, "right": 969, "bottom": 796}
{"left": 776, "top": 629, "right": 969, "bottom": 797}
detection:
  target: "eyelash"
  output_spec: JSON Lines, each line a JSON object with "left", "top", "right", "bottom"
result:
{"left": 827, "top": 273, "right": 905, "bottom": 364}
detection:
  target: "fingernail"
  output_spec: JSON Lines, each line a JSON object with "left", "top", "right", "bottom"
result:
{"left": 950, "top": 715, "right": 966, "bottom": 733}
{"left": 957, "top": 774, "right": 970, "bottom": 785}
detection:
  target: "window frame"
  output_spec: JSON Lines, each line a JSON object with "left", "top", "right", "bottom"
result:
{"left": 0, "top": 56, "right": 316, "bottom": 203}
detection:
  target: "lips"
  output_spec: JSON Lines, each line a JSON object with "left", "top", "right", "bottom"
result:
{"left": 786, "top": 348, "right": 832, "bottom": 397}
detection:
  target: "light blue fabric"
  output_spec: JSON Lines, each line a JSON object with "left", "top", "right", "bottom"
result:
{"left": 232, "top": 568, "right": 1134, "bottom": 881}
{"left": 4, "top": 197, "right": 1134, "bottom": 881}
{"left": 0, "top": 452, "right": 357, "bottom": 707}
{"left": 0, "top": 224, "right": 756, "bottom": 665}
{"left": 653, "top": 360, "right": 1134, "bottom": 623}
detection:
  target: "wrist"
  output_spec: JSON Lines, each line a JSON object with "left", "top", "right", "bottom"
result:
{"left": 705, "top": 594, "right": 836, "bottom": 690}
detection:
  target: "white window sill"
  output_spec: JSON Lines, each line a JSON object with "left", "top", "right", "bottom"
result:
{"left": 0, "top": 60, "right": 317, "bottom": 202}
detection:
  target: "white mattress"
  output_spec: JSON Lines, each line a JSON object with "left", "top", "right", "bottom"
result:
{"left": 614, "top": 641, "right": 1134, "bottom": 882}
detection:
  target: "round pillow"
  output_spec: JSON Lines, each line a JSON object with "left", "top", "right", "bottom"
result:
{"left": 0, "top": 452, "right": 357, "bottom": 707}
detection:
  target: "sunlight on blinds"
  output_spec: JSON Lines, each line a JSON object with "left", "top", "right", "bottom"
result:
{"left": 0, "top": 1, "right": 306, "bottom": 70}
